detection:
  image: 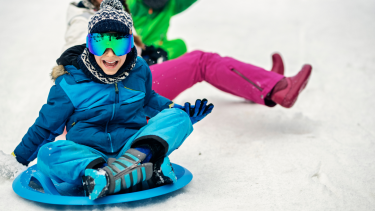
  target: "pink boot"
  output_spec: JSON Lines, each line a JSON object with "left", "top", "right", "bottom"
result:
{"left": 271, "top": 53, "right": 284, "bottom": 75}
{"left": 270, "top": 64, "right": 312, "bottom": 108}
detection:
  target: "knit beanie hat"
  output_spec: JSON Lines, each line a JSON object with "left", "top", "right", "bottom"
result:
{"left": 77, "top": 0, "right": 137, "bottom": 84}
{"left": 88, "top": 0, "right": 133, "bottom": 34}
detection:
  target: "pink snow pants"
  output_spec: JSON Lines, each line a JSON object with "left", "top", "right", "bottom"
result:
{"left": 150, "top": 50, "right": 284, "bottom": 106}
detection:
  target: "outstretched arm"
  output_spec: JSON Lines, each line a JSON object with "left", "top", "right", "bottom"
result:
{"left": 13, "top": 78, "right": 75, "bottom": 166}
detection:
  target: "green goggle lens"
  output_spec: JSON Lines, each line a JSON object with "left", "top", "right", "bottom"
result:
{"left": 86, "top": 33, "right": 134, "bottom": 56}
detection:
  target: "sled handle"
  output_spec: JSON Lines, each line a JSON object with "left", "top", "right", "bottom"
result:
{"left": 30, "top": 171, "right": 60, "bottom": 195}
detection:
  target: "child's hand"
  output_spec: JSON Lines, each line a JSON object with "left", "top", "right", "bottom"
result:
{"left": 175, "top": 99, "right": 214, "bottom": 125}
{"left": 0, "top": 151, "right": 27, "bottom": 180}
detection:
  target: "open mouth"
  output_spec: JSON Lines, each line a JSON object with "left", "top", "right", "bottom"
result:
{"left": 103, "top": 60, "right": 119, "bottom": 68}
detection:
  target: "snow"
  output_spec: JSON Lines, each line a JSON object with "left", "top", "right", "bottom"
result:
{"left": 0, "top": 151, "right": 26, "bottom": 180}
{"left": 0, "top": 0, "right": 374, "bottom": 210}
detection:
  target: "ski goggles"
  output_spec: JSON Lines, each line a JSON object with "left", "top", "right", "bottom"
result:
{"left": 86, "top": 33, "right": 134, "bottom": 56}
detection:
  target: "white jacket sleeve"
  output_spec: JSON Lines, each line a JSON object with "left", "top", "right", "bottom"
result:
{"left": 62, "top": 3, "right": 94, "bottom": 52}
{"left": 62, "top": 17, "right": 89, "bottom": 52}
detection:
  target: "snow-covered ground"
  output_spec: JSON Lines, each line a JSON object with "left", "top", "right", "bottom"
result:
{"left": 1, "top": 0, "right": 374, "bottom": 210}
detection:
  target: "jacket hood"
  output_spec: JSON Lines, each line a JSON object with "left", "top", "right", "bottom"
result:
{"left": 56, "top": 44, "right": 86, "bottom": 68}
{"left": 51, "top": 44, "right": 86, "bottom": 81}
{"left": 51, "top": 65, "right": 68, "bottom": 81}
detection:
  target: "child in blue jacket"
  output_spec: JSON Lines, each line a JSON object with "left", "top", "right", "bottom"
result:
{"left": 12, "top": 0, "right": 213, "bottom": 200}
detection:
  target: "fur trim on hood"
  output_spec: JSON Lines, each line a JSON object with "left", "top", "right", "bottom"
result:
{"left": 53, "top": 44, "right": 85, "bottom": 82}
{"left": 51, "top": 65, "right": 68, "bottom": 81}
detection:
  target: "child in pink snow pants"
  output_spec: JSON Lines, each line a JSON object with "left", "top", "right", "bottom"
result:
{"left": 62, "top": 0, "right": 312, "bottom": 109}
{"left": 150, "top": 50, "right": 312, "bottom": 108}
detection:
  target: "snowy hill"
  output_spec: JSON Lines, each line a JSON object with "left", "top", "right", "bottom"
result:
{"left": 0, "top": 0, "right": 374, "bottom": 210}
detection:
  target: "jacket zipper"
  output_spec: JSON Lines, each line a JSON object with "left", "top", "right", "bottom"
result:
{"left": 231, "top": 68, "right": 263, "bottom": 92}
{"left": 108, "top": 133, "right": 114, "bottom": 153}
{"left": 115, "top": 83, "right": 119, "bottom": 103}
{"left": 107, "top": 83, "right": 119, "bottom": 153}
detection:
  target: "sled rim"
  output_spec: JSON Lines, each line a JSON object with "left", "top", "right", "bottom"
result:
{"left": 12, "top": 164, "right": 193, "bottom": 205}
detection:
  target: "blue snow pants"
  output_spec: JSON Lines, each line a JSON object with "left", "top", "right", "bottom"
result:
{"left": 37, "top": 108, "right": 193, "bottom": 185}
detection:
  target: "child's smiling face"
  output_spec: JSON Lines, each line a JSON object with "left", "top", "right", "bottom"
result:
{"left": 94, "top": 48, "right": 127, "bottom": 75}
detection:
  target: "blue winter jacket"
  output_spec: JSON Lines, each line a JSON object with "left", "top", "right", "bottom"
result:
{"left": 14, "top": 52, "right": 172, "bottom": 166}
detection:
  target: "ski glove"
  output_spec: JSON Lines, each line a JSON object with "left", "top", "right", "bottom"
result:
{"left": 174, "top": 99, "right": 214, "bottom": 125}
{"left": 141, "top": 45, "right": 168, "bottom": 66}
{"left": 12, "top": 151, "right": 28, "bottom": 166}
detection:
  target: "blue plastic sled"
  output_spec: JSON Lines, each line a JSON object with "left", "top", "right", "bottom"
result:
{"left": 12, "top": 163, "right": 193, "bottom": 205}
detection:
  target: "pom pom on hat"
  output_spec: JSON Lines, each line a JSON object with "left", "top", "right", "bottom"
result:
{"left": 100, "top": 0, "right": 124, "bottom": 10}
{"left": 88, "top": 0, "right": 133, "bottom": 34}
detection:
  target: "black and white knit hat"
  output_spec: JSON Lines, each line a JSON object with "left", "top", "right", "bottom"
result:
{"left": 78, "top": 0, "right": 137, "bottom": 84}
{"left": 88, "top": 0, "right": 133, "bottom": 34}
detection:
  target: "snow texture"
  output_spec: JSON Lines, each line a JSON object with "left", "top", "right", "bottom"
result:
{"left": 0, "top": 151, "right": 26, "bottom": 180}
{"left": 0, "top": 0, "right": 375, "bottom": 210}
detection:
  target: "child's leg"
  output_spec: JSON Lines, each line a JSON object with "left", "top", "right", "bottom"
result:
{"left": 150, "top": 50, "right": 284, "bottom": 105}
{"left": 83, "top": 148, "right": 153, "bottom": 200}
{"left": 37, "top": 140, "right": 105, "bottom": 185}
{"left": 126, "top": 108, "right": 193, "bottom": 186}
{"left": 123, "top": 108, "right": 193, "bottom": 157}
{"left": 84, "top": 109, "right": 193, "bottom": 200}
